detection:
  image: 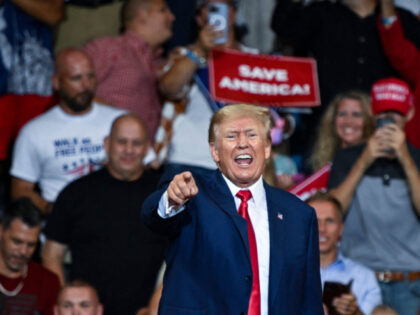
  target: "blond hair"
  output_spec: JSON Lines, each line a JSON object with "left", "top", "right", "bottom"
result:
{"left": 208, "top": 104, "right": 272, "bottom": 144}
{"left": 310, "top": 91, "right": 373, "bottom": 171}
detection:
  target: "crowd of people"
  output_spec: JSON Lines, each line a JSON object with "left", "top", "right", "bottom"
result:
{"left": 0, "top": 0, "right": 419, "bottom": 314}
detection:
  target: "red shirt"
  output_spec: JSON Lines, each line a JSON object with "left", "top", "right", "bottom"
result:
{"left": 0, "top": 261, "right": 60, "bottom": 315}
{"left": 84, "top": 31, "right": 163, "bottom": 141}
{"left": 378, "top": 15, "right": 420, "bottom": 148}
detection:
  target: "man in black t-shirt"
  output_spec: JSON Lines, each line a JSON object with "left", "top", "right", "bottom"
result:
{"left": 41, "top": 114, "right": 167, "bottom": 315}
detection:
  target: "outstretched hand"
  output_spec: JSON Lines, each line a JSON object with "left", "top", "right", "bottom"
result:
{"left": 167, "top": 172, "right": 199, "bottom": 208}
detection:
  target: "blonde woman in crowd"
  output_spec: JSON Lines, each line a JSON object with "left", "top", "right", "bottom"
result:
{"left": 310, "top": 91, "right": 374, "bottom": 172}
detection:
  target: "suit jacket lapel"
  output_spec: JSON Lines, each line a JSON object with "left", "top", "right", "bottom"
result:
{"left": 205, "top": 170, "right": 251, "bottom": 264}
{"left": 265, "top": 183, "right": 287, "bottom": 308}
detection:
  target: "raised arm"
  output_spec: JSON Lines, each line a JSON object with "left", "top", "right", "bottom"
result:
{"left": 42, "top": 239, "right": 68, "bottom": 285}
{"left": 10, "top": 0, "right": 63, "bottom": 26}
{"left": 159, "top": 24, "right": 219, "bottom": 100}
{"left": 378, "top": 0, "right": 420, "bottom": 85}
{"left": 141, "top": 171, "right": 199, "bottom": 236}
{"left": 384, "top": 123, "right": 420, "bottom": 215}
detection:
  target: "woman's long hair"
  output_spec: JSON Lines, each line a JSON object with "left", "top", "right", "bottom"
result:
{"left": 310, "top": 90, "right": 374, "bottom": 171}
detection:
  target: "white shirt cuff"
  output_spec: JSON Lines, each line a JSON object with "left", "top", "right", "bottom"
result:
{"left": 157, "top": 190, "right": 187, "bottom": 218}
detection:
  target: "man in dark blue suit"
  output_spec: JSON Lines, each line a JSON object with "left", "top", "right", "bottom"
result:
{"left": 142, "top": 104, "right": 323, "bottom": 314}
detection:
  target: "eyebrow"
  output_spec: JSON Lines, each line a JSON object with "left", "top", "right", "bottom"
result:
{"left": 225, "top": 128, "right": 257, "bottom": 133}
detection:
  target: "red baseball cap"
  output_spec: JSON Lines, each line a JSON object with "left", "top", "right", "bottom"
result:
{"left": 371, "top": 77, "right": 414, "bottom": 116}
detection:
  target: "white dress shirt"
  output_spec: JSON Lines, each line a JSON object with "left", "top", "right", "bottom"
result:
{"left": 158, "top": 175, "right": 270, "bottom": 315}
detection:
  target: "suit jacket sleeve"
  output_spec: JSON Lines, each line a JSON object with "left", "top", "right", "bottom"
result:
{"left": 140, "top": 188, "right": 190, "bottom": 238}
{"left": 303, "top": 208, "right": 323, "bottom": 314}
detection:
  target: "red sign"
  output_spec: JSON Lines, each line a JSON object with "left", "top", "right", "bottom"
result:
{"left": 208, "top": 49, "right": 320, "bottom": 107}
{"left": 288, "top": 164, "right": 331, "bottom": 201}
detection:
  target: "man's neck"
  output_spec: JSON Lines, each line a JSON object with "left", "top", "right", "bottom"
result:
{"left": 126, "top": 26, "right": 160, "bottom": 54}
{"left": 59, "top": 103, "right": 93, "bottom": 116}
{"left": 320, "top": 250, "right": 338, "bottom": 268}
{"left": 343, "top": 0, "right": 377, "bottom": 17}
{"left": 106, "top": 165, "right": 145, "bottom": 182}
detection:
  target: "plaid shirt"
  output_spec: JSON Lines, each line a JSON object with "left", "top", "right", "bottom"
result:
{"left": 84, "top": 31, "right": 163, "bottom": 141}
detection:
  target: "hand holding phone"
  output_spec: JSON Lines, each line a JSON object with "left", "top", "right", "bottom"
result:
{"left": 322, "top": 280, "right": 352, "bottom": 315}
{"left": 208, "top": 2, "right": 229, "bottom": 44}
{"left": 376, "top": 117, "right": 396, "bottom": 155}
{"left": 376, "top": 116, "right": 395, "bottom": 129}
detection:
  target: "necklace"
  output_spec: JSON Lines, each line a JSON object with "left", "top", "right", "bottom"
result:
{"left": 0, "top": 265, "right": 28, "bottom": 297}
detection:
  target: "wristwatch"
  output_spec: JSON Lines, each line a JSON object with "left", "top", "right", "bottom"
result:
{"left": 185, "top": 49, "right": 206, "bottom": 67}
{"left": 381, "top": 15, "right": 397, "bottom": 27}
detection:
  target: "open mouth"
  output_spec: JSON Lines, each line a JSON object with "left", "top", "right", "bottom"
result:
{"left": 319, "top": 236, "right": 328, "bottom": 243}
{"left": 343, "top": 127, "right": 358, "bottom": 135}
{"left": 234, "top": 154, "right": 253, "bottom": 166}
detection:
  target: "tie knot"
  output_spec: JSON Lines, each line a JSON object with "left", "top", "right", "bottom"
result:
{"left": 236, "top": 190, "right": 252, "bottom": 202}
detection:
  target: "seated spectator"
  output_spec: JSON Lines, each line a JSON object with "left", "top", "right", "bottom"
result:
{"left": 54, "top": 280, "right": 103, "bottom": 315}
{"left": 307, "top": 192, "right": 382, "bottom": 315}
{"left": 0, "top": 198, "right": 60, "bottom": 314}
{"left": 83, "top": 0, "right": 175, "bottom": 142}
{"left": 9, "top": 48, "right": 124, "bottom": 214}
{"left": 328, "top": 78, "right": 420, "bottom": 315}
{"left": 42, "top": 114, "right": 168, "bottom": 315}
{"left": 155, "top": 0, "right": 258, "bottom": 178}
{"left": 378, "top": 0, "right": 420, "bottom": 147}
{"left": 310, "top": 91, "right": 374, "bottom": 172}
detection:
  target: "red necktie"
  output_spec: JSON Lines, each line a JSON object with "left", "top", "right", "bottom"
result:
{"left": 236, "top": 190, "right": 261, "bottom": 315}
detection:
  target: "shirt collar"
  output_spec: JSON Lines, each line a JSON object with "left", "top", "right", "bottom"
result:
{"left": 222, "top": 174, "right": 265, "bottom": 205}
{"left": 326, "top": 252, "right": 346, "bottom": 271}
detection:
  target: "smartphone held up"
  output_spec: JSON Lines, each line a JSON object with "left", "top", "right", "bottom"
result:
{"left": 208, "top": 2, "right": 229, "bottom": 44}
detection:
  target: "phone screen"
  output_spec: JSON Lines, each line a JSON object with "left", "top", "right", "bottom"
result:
{"left": 208, "top": 2, "right": 228, "bottom": 44}
{"left": 322, "top": 280, "right": 352, "bottom": 315}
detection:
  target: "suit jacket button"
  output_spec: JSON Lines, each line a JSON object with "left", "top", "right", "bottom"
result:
{"left": 245, "top": 275, "right": 251, "bottom": 281}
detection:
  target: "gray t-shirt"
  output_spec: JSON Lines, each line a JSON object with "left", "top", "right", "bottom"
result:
{"left": 328, "top": 143, "right": 420, "bottom": 271}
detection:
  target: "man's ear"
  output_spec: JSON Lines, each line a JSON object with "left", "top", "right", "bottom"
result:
{"left": 210, "top": 142, "right": 220, "bottom": 163}
{"left": 264, "top": 141, "right": 271, "bottom": 160}
{"left": 406, "top": 106, "right": 415, "bottom": 122}
{"left": 136, "top": 7, "right": 148, "bottom": 25}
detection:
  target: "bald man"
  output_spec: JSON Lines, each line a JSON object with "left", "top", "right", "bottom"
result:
{"left": 10, "top": 48, "right": 125, "bottom": 214}
{"left": 43, "top": 114, "right": 168, "bottom": 315}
